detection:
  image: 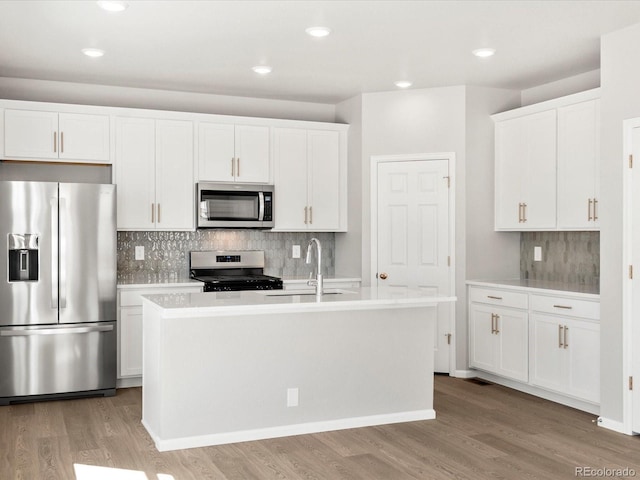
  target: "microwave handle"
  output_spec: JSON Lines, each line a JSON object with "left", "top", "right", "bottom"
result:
{"left": 258, "top": 192, "right": 265, "bottom": 221}
{"left": 199, "top": 200, "right": 209, "bottom": 219}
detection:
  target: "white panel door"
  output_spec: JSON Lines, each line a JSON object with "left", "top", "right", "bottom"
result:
{"left": 564, "top": 318, "right": 600, "bottom": 403}
{"left": 120, "top": 307, "right": 143, "bottom": 377}
{"left": 469, "top": 304, "right": 497, "bottom": 372}
{"left": 557, "top": 100, "right": 599, "bottom": 229}
{"left": 308, "top": 130, "right": 340, "bottom": 230}
{"left": 4, "top": 109, "right": 58, "bottom": 159}
{"left": 235, "top": 125, "right": 270, "bottom": 183}
{"left": 198, "top": 123, "right": 235, "bottom": 182}
{"left": 273, "top": 128, "right": 308, "bottom": 230}
{"left": 58, "top": 112, "right": 110, "bottom": 162}
{"left": 156, "top": 120, "right": 194, "bottom": 230}
{"left": 495, "top": 117, "right": 525, "bottom": 229}
{"left": 115, "top": 117, "right": 156, "bottom": 230}
{"left": 377, "top": 159, "right": 451, "bottom": 372}
{"left": 633, "top": 125, "right": 640, "bottom": 433}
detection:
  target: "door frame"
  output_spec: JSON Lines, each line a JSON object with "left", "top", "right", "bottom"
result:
{"left": 622, "top": 118, "right": 640, "bottom": 435}
{"left": 370, "top": 152, "right": 456, "bottom": 375}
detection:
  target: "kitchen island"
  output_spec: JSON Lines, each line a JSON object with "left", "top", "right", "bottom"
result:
{"left": 141, "top": 287, "right": 455, "bottom": 451}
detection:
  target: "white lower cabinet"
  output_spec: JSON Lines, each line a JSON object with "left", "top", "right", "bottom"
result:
{"left": 469, "top": 294, "right": 528, "bottom": 382}
{"left": 468, "top": 284, "right": 600, "bottom": 409}
{"left": 118, "top": 285, "right": 202, "bottom": 379}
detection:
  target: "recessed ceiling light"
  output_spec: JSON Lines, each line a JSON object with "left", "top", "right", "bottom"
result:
{"left": 472, "top": 48, "right": 496, "bottom": 58}
{"left": 252, "top": 65, "right": 272, "bottom": 75}
{"left": 96, "top": 1, "right": 128, "bottom": 12}
{"left": 82, "top": 48, "right": 105, "bottom": 58}
{"left": 394, "top": 81, "right": 413, "bottom": 89}
{"left": 305, "top": 26, "right": 332, "bottom": 38}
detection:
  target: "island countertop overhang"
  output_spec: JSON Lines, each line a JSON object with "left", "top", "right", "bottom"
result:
{"left": 141, "top": 287, "right": 456, "bottom": 318}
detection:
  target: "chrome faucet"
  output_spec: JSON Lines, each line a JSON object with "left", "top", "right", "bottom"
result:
{"left": 306, "top": 237, "right": 323, "bottom": 296}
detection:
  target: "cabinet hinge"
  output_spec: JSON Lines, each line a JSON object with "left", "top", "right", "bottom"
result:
{"left": 630, "top": 154, "right": 634, "bottom": 169}
{"left": 630, "top": 265, "right": 634, "bottom": 280}
{"left": 630, "top": 376, "right": 634, "bottom": 391}
{"left": 443, "top": 176, "right": 450, "bottom": 188}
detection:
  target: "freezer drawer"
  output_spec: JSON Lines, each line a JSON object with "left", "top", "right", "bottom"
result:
{"left": 0, "top": 321, "right": 116, "bottom": 404}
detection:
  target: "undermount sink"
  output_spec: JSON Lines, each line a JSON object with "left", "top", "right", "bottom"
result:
{"left": 262, "top": 289, "right": 355, "bottom": 297}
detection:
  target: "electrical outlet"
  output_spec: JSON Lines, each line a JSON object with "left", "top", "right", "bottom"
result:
{"left": 287, "top": 387, "right": 299, "bottom": 407}
{"left": 135, "top": 246, "right": 145, "bottom": 261}
{"left": 292, "top": 245, "right": 301, "bottom": 259}
{"left": 534, "top": 246, "right": 542, "bottom": 262}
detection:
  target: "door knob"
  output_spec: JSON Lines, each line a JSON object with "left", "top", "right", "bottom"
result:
{"left": 379, "top": 272, "right": 388, "bottom": 280}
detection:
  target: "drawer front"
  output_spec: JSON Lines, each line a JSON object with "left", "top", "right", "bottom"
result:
{"left": 469, "top": 287, "right": 528, "bottom": 310}
{"left": 120, "top": 287, "right": 202, "bottom": 307}
{"left": 529, "top": 294, "right": 599, "bottom": 320}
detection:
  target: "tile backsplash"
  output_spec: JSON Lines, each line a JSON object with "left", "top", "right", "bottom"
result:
{"left": 117, "top": 230, "right": 335, "bottom": 283}
{"left": 520, "top": 231, "right": 599, "bottom": 285}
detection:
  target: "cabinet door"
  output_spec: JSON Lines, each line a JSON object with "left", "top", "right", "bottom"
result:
{"left": 495, "top": 117, "right": 525, "bottom": 229}
{"left": 119, "top": 307, "right": 143, "bottom": 377}
{"left": 58, "top": 113, "right": 110, "bottom": 162}
{"left": 273, "top": 128, "right": 308, "bottom": 230}
{"left": 115, "top": 117, "right": 156, "bottom": 230}
{"left": 235, "top": 125, "right": 270, "bottom": 183}
{"left": 308, "top": 130, "right": 341, "bottom": 230}
{"left": 521, "top": 110, "right": 557, "bottom": 229}
{"left": 529, "top": 313, "right": 566, "bottom": 392}
{"left": 469, "top": 304, "right": 497, "bottom": 373}
{"left": 156, "top": 120, "right": 194, "bottom": 230}
{"left": 198, "top": 123, "right": 235, "bottom": 182}
{"left": 564, "top": 318, "right": 600, "bottom": 403}
{"left": 557, "top": 100, "right": 599, "bottom": 229}
{"left": 4, "top": 109, "right": 58, "bottom": 159}
{"left": 494, "top": 308, "right": 529, "bottom": 382}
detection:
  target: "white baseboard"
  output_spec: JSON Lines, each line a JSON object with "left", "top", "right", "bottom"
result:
{"left": 117, "top": 376, "right": 142, "bottom": 389}
{"left": 452, "top": 370, "right": 476, "bottom": 379}
{"left": 597, "top": 416, "right": 636, "bottom": 435}
{"left": 144, "top": 409, "right": 436, "bottom": 452}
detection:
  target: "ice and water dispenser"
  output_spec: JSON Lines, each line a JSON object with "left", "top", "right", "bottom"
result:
{"left": 8, "top": 234, "right": 39, "bottom": 282}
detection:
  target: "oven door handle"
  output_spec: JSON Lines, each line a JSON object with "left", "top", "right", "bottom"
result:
{"left": 258, "top": 192, "right": 265, "bottom": 221}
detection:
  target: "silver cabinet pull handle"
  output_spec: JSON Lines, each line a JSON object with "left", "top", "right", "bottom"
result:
{"left": 494, "top": 314, "right": 500, "bottom": 334}
{"left": 564, "top": 326, "right": 568, "bottom": 349}
{"left": 231, "top": 158, "right": 235, "bottom": 177}
{"left": 61, "top": 131, "right": 64, "bottom": 153}
{"left": 309, "top": 206, "right": 313, "bottom": 224}
{"left": 157, "top": 204, "right": 161, "bottom": 223}
{"left": 593, "top": 199, "right": 598, "bottom": 221}
{"left": 304, "top": 206, "right": 308, "bottom": 224}
{"left": 491, "top": 313, "right": 496, "bottom": 334}
{"left": 53, "top": 132, "right": 57, "bottom": 153}
{"left": 523, "top": 203, "right": 527, "bottom": 223}
{"left": 518, "top": 203, "right": 522, "bottom": 223}
{"left": 559, "top": 324, "right": 564, "bottom": 348}
{"left": 237, "top": 157, "right": 240, "bottom": 177}
{"left": 487, "top": 295, "right": 503, "bottom": 300}
{"left": 151, "top": 203, "right": 155, "bottom": 223}
{"left": 588, "top": 198, "right": 593, "bottom": 221}
{"left": 553, "top": 305, "right": 572, "bottom": 309}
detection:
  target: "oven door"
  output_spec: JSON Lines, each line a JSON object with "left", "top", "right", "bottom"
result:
{"left": 197, "top": 183, "right": 273, "bottom": 228}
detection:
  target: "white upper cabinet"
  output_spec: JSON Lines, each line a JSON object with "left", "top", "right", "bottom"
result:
{"left": 4, "top": 109, "right": 110, "bottom": 163}
{"left": 557, "top": 99, "right": 600, "bottom": 229}
{"left": 116, "top": 117, "right": 194, "bottom": 231}
{"left": 495, "top": 110, "right": 557, "bottom": 230}
{"left": 273, "top": 126, "right": 347, "bottom": 231}
{"left": 493, "top": 89, "right": 600, "bottom": 231}
{"left": 198, "top": 123, "right": 270, "bottom": 183}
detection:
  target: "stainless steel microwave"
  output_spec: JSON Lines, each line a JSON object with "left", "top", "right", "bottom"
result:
{"left": 197, "top": 183, "right": 274, "bottom": 229}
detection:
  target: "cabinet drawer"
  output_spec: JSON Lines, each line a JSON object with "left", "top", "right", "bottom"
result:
{"left": 120, "top": 287, "right": 202, "bottom": 307}
{"left": 529, "top": 294, "right": 599, "bottom": 320}
{"left": 469, "top": 287, "right": 528, "bottom": 309}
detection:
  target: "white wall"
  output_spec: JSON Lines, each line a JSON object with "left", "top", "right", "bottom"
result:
{"left": 335, "top": 94, "right": 363, "bottom": 278}
{"left": 0, "top": 77, "right": 336, "bottom": 122}
{"left": 521, "top": 70, "right": 601, "bottom": 106}
{"left": 599, "top": 22, "right": 640, "bottom": 424}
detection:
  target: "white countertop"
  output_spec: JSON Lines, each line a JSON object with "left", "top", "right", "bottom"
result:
{"left": 467, "top": 279, "right": 599, "bottom": 298}
{"left": 142, "top": 287, "right": 456, "bottom": 317}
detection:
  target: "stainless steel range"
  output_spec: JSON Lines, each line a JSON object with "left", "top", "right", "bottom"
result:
{"left": 190, "top": 250, "right": 283, "bottom": 292}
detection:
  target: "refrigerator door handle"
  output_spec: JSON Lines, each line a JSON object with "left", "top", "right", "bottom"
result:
{"left": 0, "top": 324, "right": 114, "bottom": 336}
{"left": 59, "top": 197, "right": 67, "bottom": 309}
{"left": 51, "top": 198, "right": 59, "bottom": 309}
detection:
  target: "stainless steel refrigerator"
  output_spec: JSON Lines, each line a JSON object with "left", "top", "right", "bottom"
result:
{"left": 0, "top": 181, "right": 117, "bottom": 405}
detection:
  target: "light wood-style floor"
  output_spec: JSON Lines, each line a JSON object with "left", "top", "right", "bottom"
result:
{"left": 2, "top": 376, "right": 639, "bottom": 480}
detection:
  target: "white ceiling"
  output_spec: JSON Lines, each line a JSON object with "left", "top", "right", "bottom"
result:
{"left": 1, "top": 1, "right": 640, "bottom": 104}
